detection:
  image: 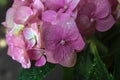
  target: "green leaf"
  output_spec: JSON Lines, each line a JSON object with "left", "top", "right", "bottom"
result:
{"left": 114, "top": 51, "right": 120, "bottom": 80}
{"left": 74, "top": 38, "right": 113, "bottom": 80}
{"left": 88, "top": 41, "right": 113, "bottom": 80}
{"left": 112, "top": 34, "right": 120, "bottom": 80}
{"left": 18, "top": 63, "right": 56, "bottom": 80}
{"left": 74, "top": 46, "right": 93, "bottom": 80}
{"left": 63, "top": 67, "right": 74, "bottom": 80}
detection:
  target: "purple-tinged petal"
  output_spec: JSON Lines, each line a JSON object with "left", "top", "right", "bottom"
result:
{"left": 54, "top": 44, "right": 74, "bottom": 67}
{"left": 42, "top": 10, "right": 57, "bottom": 23}
{"left": 67, "top": 0, "right": 80, "bottom": 12}
{"left": 28, "top": 48, "right": 42, "bottom": 60}
{"left": 45, "top": 0, "right": 65, "bottom": 10}
{"left": 60, "top": 52, "right": 76, "bottom": 67}
{"left": 96, "top": 15, "right": 115, "bottom": 32}
{"left": 78, "top": 3, "right": 96, "bottom": 17}
{"left": 35, "top": 56, "right": 46, "bottom": 67}
{"left": 91, "top": 0, "right": 111, "bottom": 18}
{"left": 70, "top": 36, "right": 85, "bottom": 51}
{"left": 62, "top": 18, "right": 85, "bottom": 50}
{"left": 76, "top": 14, "right": 96, "bottom": 37}
{"left": 45, "top": 51, "right": 58, "bottom": 63}
{"left": 31, "top": 0, "right": 44, "bottom": 11}
{"left": 42, "top": 23, "right": 63, "bottom": 50}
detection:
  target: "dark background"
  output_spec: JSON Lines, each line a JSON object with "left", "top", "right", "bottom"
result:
{"left": 0, "top": 0, "right": 63, "bottom": 80}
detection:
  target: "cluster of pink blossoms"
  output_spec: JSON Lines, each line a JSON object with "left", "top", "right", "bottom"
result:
{"left": 3, "top": 0, "right": 115, "bottom": 68}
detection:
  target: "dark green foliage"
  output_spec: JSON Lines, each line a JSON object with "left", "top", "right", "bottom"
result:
{"left": 74, "top": 45, "right": 93, "bottom": 80}
{"left": 74, "top": 40, "right": 113, "bottom": 80}
{"left": 18, "top": 63, "right": 55, "bottom": 80}
{"left": 88, "top": 41, "right": 113, "bottom": 80}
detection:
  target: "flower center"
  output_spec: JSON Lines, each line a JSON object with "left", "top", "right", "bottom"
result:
{"left": 90, "top": 18, "right": 94, "bottom": 23}
{"left": 60, "top": 40, "right": 66, "bottom": 45}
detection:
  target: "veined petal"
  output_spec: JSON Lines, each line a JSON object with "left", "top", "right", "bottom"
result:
{"left": 60, "top": 52, "right": 76, "bottom": 67}
{"left": 90, "top": 0, "right": 111, "bottom": 18}
{"left": 96, "top": 15, "right": 115, "bottom": 32}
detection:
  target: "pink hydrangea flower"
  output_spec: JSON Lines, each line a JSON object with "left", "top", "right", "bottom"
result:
{"left": 42, "top": 12, "right": 85, "bottom": 67}
{"left": 76, "top": 0, "right": 115, "bottom": 37}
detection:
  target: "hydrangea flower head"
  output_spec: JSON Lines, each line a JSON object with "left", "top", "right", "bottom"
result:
{"left": 2, "top": 0, "right": 116, "bottom": 68}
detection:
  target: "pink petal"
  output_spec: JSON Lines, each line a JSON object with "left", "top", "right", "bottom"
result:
{"left": 60, "top": 53, "right": 76, "bottom": 67}
{"left": 58, "top": 41, "right": 77, "bottom": 67}
{"left": 42, "top": 23, "right": 63, "bottom": 50}
{"left": 45, "top": 51, "right": 58, "bottom": 63}
{"left": 31, "top": 0, "right": 44, "bottom": 11}
{"left": 76, "top": 15, "right": 96, "bottom": 37}
{"left": 91, "top": 0, "right": 111, "bottom": 18}
{"left": 23, "top": 28, "right": 37, "bottom": 49}
{"left": 96, "top": 15, "right": 115, "bottom": 32}
{"left": 45, "top": 0, "right": 65, "bottom": 10}
{"left": 8, "top": 46, "right": 31, "bottom": 68}
{"left": 42, "top": 10, "right": 57, "bottom": 23}
{"left": 78, "top": 3, "right": 96, "bottom": 17}
{"left": 67, "top": 0, "right": 80, "bottom": 12}
{"left": 28, "top": 49, "right": 42, "bottom": 60}
{"left": 5, "top": 8, "right": 16, "bottom": 29}
{"left": 7, "top": 34, "right": 31, "bottom": 68}
{"left": 13, "top": 0, "right": 29, "bottom": 8}
{"left": 14, "top": 6, "right": 33, "bottom": 24}
{"left": 6, "top": 34, "right": 25, "bottom": 48}
{"left": 70, "top": 35, "right": 85, "bottom": 51}
{"left": 63, "top": 18, "right": 85, "bottom": 50}
{"left": 35, "top": 56, "right": 46, "bottom": 67}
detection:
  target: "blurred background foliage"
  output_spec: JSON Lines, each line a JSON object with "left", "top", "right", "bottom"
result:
{"left": 0, "top": 0, "right": 7, "bottom": 7}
